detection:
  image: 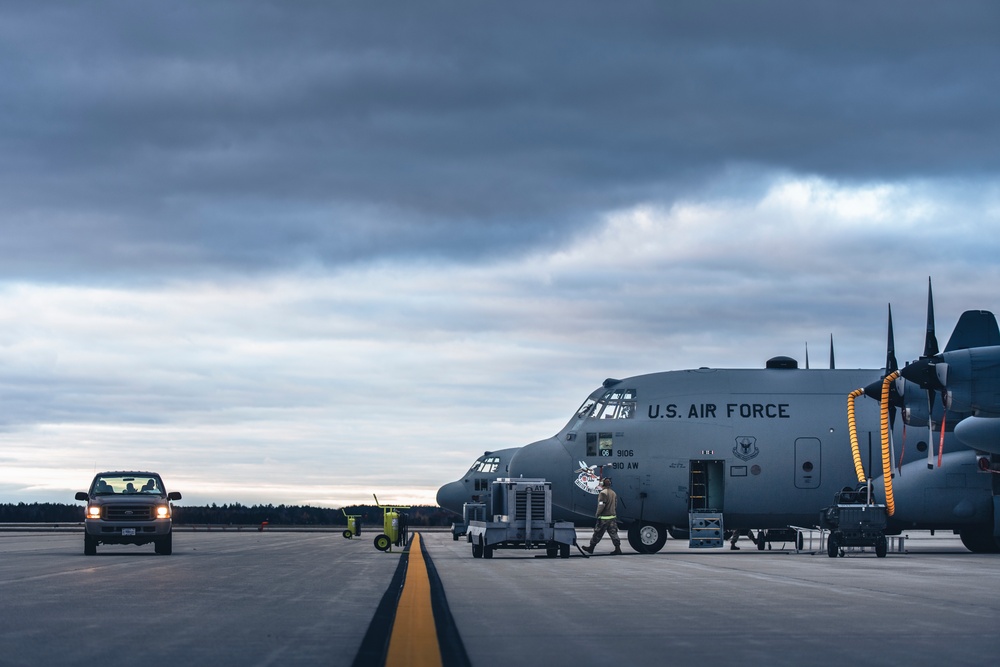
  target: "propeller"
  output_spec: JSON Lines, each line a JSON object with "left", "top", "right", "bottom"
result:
{"left": 898, "top": 278, "right": 948, "bottom": 468}
{"left": 862, "top": 304, "right": 907, "bottom": 474}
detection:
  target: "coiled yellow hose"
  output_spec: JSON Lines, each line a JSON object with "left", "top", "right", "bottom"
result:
{"left": 847, "top": 388, "right": 867, "bottom": 484}
{"left": 880, "top": 371, "right": 900, "bottom": 516}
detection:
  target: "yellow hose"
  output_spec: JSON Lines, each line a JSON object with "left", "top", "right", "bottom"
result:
{"left": 847, "top": 388, "right": 867, "bottom": 484}
{"left": 880, "top": 371, "right": 900, "bottom": 516}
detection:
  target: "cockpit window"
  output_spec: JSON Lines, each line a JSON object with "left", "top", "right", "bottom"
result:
{"left": 469, "top": 456, "right": 501, "bottom": 474}
{"left": 575, "top": 389, "right": 637, "bottom": 420}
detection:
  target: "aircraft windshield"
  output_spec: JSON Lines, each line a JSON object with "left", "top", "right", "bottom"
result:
{"left": 91, "top": 474, "right": 165, "bottom": 496}
{"left": 575, "top": 388, "right": 636, "bottom": 420}
{"left": 469, "top": 456, "right": 500, "bottom": 474}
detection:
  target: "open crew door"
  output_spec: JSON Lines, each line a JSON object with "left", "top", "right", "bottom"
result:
{"left": 689, "top": 459, "right": 725, "bottom": 548}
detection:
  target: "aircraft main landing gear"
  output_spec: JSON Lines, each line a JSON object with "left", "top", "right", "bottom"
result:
{"left": 627, "top": 522, "right": 668, "bottom": 554}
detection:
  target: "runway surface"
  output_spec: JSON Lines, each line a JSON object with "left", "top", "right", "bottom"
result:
{"left": 1, "top": 529, "right": 998, "bottom": 666}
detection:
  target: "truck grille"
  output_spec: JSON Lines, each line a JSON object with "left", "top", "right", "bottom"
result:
{"left": 104, "top": 505, "right": 154, "bottom": 521}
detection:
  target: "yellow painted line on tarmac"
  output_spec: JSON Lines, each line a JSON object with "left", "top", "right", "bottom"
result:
{"left": 385, "top": 533, "right": 443, "bottom": 667}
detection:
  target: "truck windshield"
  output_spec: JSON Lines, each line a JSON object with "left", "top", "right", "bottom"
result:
{"left": 92, "top": 475, "right": 164, "bottom": 496}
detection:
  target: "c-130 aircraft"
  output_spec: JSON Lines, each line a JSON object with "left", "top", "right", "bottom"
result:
{"left": 438, "top": 281, "right": 1000, "bottom": 554}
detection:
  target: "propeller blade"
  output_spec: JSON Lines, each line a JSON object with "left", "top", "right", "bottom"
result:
{"left": 924, "top": 277, "right": 939, "bottom": 358}
{"left": 886, "top": 305, "right": 898, "bottom": 373}
{"left": 829, "top": 334, "right": 835, "bottom": 370}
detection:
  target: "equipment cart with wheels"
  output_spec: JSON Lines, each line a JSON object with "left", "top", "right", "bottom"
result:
{"left": 372, "top": 495, "right": 410, "bottom": 552}
{"left": 451, "top": 502, "right": 486, "bottom": 541}
{"left": 820, "top": 486, "right": 889, "bottom": 558}
{"left": 466, "top": 479, "right": 577, "bottom": 559}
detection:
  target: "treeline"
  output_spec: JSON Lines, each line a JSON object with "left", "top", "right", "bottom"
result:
{"left": 0, "top": 502, "right": 456, "bottom": 526}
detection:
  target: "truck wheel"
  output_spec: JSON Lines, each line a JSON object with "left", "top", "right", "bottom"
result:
{"left": 155, "top": 533, "right": 173, "bottom": 555}
{"left": 757, "top": 530, "right": 767, "bottom": 551}
{"left": 472, "top": 542, "right": 483, "bottom": 558}
{"left": 875, "top": 535, "right": 887, "bottom": 558}
{"left": 343, "top": 530, "right": 353, "bottom": 539}
{"left": 827, "top": 533, "right": 839, "bottom": 558}
{"left": 374, "top": 534, "right": 391, "bottom": 551}
{"left": 546, "top": 547, "right": 558, "bottom": 558}
{"left": 84, "top": 534, "right": 97, "bottom": 556}
{"left": 560, "top": 543, "right": 570, "bottom": 559}
{"left": 483, "top": 542, "right": 493, "bottom": 559}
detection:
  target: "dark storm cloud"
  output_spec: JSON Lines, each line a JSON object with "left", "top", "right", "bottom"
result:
{"left": 1, "top": 1, "right": 998, "bottom": 280}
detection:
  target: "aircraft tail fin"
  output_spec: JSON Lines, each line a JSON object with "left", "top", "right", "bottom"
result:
{"left": 943, "top": 310, "right": 1000, "bottom": 352}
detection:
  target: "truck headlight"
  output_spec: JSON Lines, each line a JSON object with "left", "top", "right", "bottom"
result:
{"left": 87, "top": 506, "right": 101, "bottom": 519}
{"left": 156, "top": 506, "right": 170, "bottom": 519}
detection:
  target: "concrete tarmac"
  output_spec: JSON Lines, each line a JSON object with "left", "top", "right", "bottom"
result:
{"left": 1, "top": 529, "right": 998, "bottom": 666}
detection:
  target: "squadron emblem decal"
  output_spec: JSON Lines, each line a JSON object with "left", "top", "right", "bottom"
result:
{"left": 574, "top": 461, "right": 602, "bottom": 495}
{"left": 733, "top": 436, "right": 759, "bottom": 461}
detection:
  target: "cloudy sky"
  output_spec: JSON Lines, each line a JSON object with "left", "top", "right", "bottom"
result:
{"left": 1, "top": 1, "right": 999, "bottom": 508}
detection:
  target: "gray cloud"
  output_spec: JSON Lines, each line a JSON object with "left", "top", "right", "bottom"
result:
{"left": 1, "top": 2, "right": 998, "bottom": 281}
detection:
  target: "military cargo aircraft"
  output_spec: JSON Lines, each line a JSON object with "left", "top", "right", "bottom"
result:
{"left": 451, "top": 282, "right": 999, "bottom": 554}
{"left": 436, "top": 448, "right": 519, "bottom": 513}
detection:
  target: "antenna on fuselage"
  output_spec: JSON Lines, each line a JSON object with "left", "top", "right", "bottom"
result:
{"left": 830, "top": 334, "right": 835, "bottom": 369}
{"left": 805, "top": 342, "right": 810, "bottom": 369}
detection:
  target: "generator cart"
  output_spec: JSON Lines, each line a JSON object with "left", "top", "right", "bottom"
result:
{"left": 820, "top": 484, "right": 889, "bottom": 558}
{"left": 466, "top": 479, "right": 577, "bottom": 559}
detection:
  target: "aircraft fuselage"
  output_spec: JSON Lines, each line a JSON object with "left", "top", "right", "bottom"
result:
{"left": 508, "top": 366, "right": 995, "bottom": 534}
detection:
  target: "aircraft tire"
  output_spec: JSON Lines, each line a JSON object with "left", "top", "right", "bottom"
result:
{"left": 630, "top": 522, "right": 667, "bottom": 554}
{"left": 627, "top": 526, "right": 646, "bottom": 553}
{"left": 827, "top": 533, "right": 839, "bottom": 558}
{"left": 84, "top": 534, "right": 97, "bottom": 556}
{"left": 757, "top": 531, "right": 767, "bottom": 551}
{"left": 959, "top": 526, "right": 1000, "bottom": 553}
{"left": 374, "top": 534, "right": 391, "bottom": 551}
{"left": 875, "top": 535, "right": 887, "bottom": 558}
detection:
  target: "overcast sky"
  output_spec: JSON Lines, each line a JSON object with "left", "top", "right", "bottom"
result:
{"left": 1, "top": 1, "right": 999, "bottom": 508}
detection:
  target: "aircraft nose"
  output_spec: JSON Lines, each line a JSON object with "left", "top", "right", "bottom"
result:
{"left": 509, "top": 436, "right": 570, "bottom": 480}
{"left": 435, "top": 480, "right": 467, "bottom": 516}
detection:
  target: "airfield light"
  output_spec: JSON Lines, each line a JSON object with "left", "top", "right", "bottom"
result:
{"left": 87, "top": 506, "right": 101, "bottom": 519}
{"left": 156, "top": 506, "right": 170, "bottom": 519}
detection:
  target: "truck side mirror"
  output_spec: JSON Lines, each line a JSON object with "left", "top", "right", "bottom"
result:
{"left": 167, "top": 491, "right": 182, "bottom": 501}
{"left": 75, "top": 492, "right": 89, "bottom": 502}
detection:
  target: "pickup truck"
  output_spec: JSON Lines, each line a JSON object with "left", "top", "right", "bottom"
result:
{"left": 75, "top": 471, "right": 181, "bottom": 555}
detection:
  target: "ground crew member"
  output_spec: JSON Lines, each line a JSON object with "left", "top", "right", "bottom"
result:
{"left": 582, "top": 478, "right": 622, "bottom": 555}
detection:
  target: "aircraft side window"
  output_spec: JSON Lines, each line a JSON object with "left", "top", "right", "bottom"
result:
{"left": 599, "top": 433, "right": 613, "bottom": 457}
{"left": 586, "top": 433, "right": 598, "bottom": 457}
